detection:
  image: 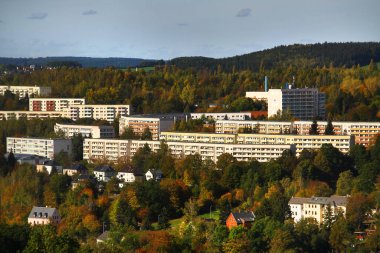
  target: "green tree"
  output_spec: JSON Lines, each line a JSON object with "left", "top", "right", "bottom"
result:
{"left": 329, "top": 217, "right": 353, "bottom": 253}
{"left": 325, "top": 118, "right": 334, "bottom": 135}
{"left": 309, "top": 119, "right": 319, "bottom": 135}
{"left": 336, "top": 170, "right": 354, "bottom": 195}
{"left": 141, "top": 127, "right": 153, "bottom": 140}
{"left": 72, "top": 134, "right": 83, "bottom": 161}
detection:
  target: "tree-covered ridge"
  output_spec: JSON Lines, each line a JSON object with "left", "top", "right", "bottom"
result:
{"left": 170, "top": 42, "right": 380, "bottom": 71}
{"left": 1, "top": 59, "right": 380, "bottom": 120}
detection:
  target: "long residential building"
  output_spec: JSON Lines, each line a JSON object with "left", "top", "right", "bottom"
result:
{"left": 83, "top": 139, "right": 294, "bottom": 163}
{"left": 0, "top": 111, "right": 67, "bottom": 120}
{"left": 29, "top": 98, "right": 85, "bottom": 111}
{"left": 7, "top": 137, "right": 72, "bottom": 159}
{"left": 236, "top": 133, "right": 353, "bottom": 155}
{"left": 215, "top": 120, "right": 293, "bottom": 135}
{"left": 246, "top": 87, "right": 326, "bottom": 120}
{"left": 0, "top": 85, "right": 51, "bottom": 98}
{"left": 160, "top": 132, "right": 236, "bottom": 144}
{"left": 160, "top": 131, "right": 353, "bottom": 155}
{"left": 119, "top": 114, "right": 187, "bottom": 140}
{"left": 68, "top": 104, "right": 130, "bottom": 122}
{"left": 54, "top": 123, "right": 115, "bottom": 138}
{"left": 216, "top": 120, "right": 380, "bottom": 147}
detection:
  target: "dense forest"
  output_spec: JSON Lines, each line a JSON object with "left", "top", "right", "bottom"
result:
{"left": 1, "top": 57, "right": 379, "bottom": 121}
{"left": 1, "top": 138, "right": 380, "bottom": 252}
{"left": 170, "top": 42, "right": 380, "bottom": 72}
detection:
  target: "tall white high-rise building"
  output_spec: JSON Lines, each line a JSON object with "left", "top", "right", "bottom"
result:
{"left": 246, "top": 88, "right": 325, "bottom": 120}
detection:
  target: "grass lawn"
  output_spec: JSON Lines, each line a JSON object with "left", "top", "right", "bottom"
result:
{"left": 152, "top": 210, "right": 221, "bottom": 230}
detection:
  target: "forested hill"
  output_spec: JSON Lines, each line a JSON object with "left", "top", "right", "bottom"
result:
{"left": 0, "top": 57, "right": 151, "bottom": 68}
{"left": 170, "top": 42, "right": 380, "bottom": 71}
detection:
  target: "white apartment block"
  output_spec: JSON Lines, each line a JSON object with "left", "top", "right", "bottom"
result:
{"left": 215, "top": 120, "right": 293, "bottom": 134}
{"left": 0, "top": 85, "right": 51, "bottom": 98}
{"left": 246, "top": 88, "right": 325, "bottom": 120}
{"left": 54, "top": 123, "right": 115, "bottom": 138}
{"left": 68, "top": 104, "right": 130, "bottom": 123}
{"left": 190, "top": 112, "right": 252, "bottom": 121}
{"left": 83, "top": 139, "right": 294, "bottom": 163}
{"left": 7, "top": 137, "right": 72, "bottom": 159}
{"left": 237, "top": 133, "right": 353, "bottom": 155}
{"left": 289, "top": 196, "right": 348, "bottom": 225}
{"left": 216, "top": 120, "right": 380, "bottom": 148}
{"left": 119, "top": 114, "right": 184, "bottom": 140}
{"left": 29, "top": 98, "right": 85, "bottom": 111}
{"left": 0, "top": 111, "right": 68, "bottom": 120}
{"left": 294, "top": 121, "right": 380, "bottom": 147}
{"left": 160, "top": 132, "right": 236, "bottom": 144}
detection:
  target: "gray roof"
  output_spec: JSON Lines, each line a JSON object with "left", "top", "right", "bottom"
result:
{"left": 28, "top": 206, "right": 58, "bottom": 218}
{"left": 119, "top": 165, "right": 143, "bottom": 176}
{"left": 231, "top": 211, "right": 255, "bottom": 223}
{"left": 329, "top": 195, "right": 348, "bottom": 206}
{"left": 307, "top": 197, "right": 330, "bottom": 205}
{"left": 94, "top": 165, "right": 115, "bottom": 173}
{"left": 70, "top": 163, "right": 87, "bottom": 171}
{"left": 289, "top": 197, "right": 311, "bottom": 205}
{"left": 97, "top": 231, "right": 110, "bottom": 242}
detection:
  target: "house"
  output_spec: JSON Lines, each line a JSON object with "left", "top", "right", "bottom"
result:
{"left": 145, "top": 169, "right": 163, "bottom": 181}
{"left": 93, "top": 165, "right": 116, "bottom": 182}
{"left": 226, "top": 211, "right": 255, "bottom": 230}
{"left": 289, "top": 197, "right": 310, "bottom": 223}
{"left": 117, "top": 164, "right": 144, "bottom": 188}
{"left": 63, "top": 163, "right": 88, "bottom": 176}
{"left": 96, "top": 231, "right": 110, "bottom": 244}
{"left": 289, "top": 195, "right": 349, "bottom": 225}
{"left": 28, "top": 206, "right": 61, "bottom": 226}
{"left": 36, "top": 160, "right": 63, "bottom": 175}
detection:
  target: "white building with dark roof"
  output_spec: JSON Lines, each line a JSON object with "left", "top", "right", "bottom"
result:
{"left": 93, "top": 165, "right": 116, "bottom": 182}
{"left": 28, "top": 206, "right": 61, "bottom": 226}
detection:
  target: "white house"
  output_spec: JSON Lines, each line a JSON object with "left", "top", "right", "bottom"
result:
{"left": 93, "top": 165, "right": 116, "bottom": 182}
{"left": 28, "top": 206, "right": 61, "bottom": 226}
{"left": 289, "top": 197, "right": 310, "bottom": 223}
{"left": 145, "top": 169, "right": 163, "bottom": 181}
{"left": 36, "top": 160, "right": 62, "bottom": 175}
{"left": 117, "top": 165, "right": 144, "bottom": 188}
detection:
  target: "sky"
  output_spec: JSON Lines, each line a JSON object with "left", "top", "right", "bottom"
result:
{"left": 0, "top": 0, "right": 379, "bottom": 59}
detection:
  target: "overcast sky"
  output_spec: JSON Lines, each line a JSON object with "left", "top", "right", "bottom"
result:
{"left": 0, "top": 0, "right": 379, "bottom": 59}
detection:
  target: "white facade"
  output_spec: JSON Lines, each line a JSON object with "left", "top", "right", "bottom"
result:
{"left": 6, "top": 137, "right": 72, "bottom": 159}
{"left": 93, "top": 166, "right": 116, "bottom": 182}
{"left": 54, "top": 123, "right": 115, "bottom": 138}
{"left": 0, "top": 111, "right": 68, "bottom": 120}
{"left": 246, "top": 88, "right": 325, "bottom": 120}
{"left": 289, "top": 196, "right": 348, "bottom": 225}
{"left": 29, "top": 98, "right": 85, "bottom": 111}
{"left": 28, "top": 206, "right": 61, "bottom": 226}
{"left": 190, "top": 112, "right": 251, "bottom": 121}
{"left": 216, "top": 120, "right": 380, "bottom": 147}
{"left": 68, "top": 104, "right": 130, "bottom": 123}
{"left": 0, "top": 85, "right": 51, "bottom": 98}
{"left": 160, "top": 132, "right": 236, "bottom": 144}
{"left": 83, "top": 138, "right": 294, "bottom": 163}
{"left": 215, "top": 120, "right": 293, "bottom": 134}
{"left": 237, "top": 133, "right": 353, "bottom": 155}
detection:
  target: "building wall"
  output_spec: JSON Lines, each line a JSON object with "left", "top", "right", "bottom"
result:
{"left": 7, "top": 137, "right": 72, "bottom": 159}
{"left": 29, "top": 98, "right": 85, "bottom": 112}
{"left": 0, "top": 111, "right": 68, "bottom": 120}
{"left": 290, "top": 204, "right": 303, "bottom": 223}
{"left": 83, "top": 138, "right": 293, "bottom": 163}
{"left": 237, "top": 133, "right": 353, "bottom": 155}
{"left": 160, "top": 132, "right": 236, "bottom": 144}
{"left": 0, "top": 85, "right": 51, "bottom": 98}
{"left": 54, "top": 123, "right": 115, "bottom": 138}
{"left": 69, "top": 105, "right": 129, "bottom": 122}
{"left": 216, "top": 120, "right": 380, "bottom": 147}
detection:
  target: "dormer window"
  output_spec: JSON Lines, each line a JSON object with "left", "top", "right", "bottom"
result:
{"left": 34, "top": 212, "right": 37, "bottom": 217}
{"left": 39, "top": 212, "right": 42, "bottom": 217}
{"left": 45, "top": 213, "right": 48, "bottom": 218}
